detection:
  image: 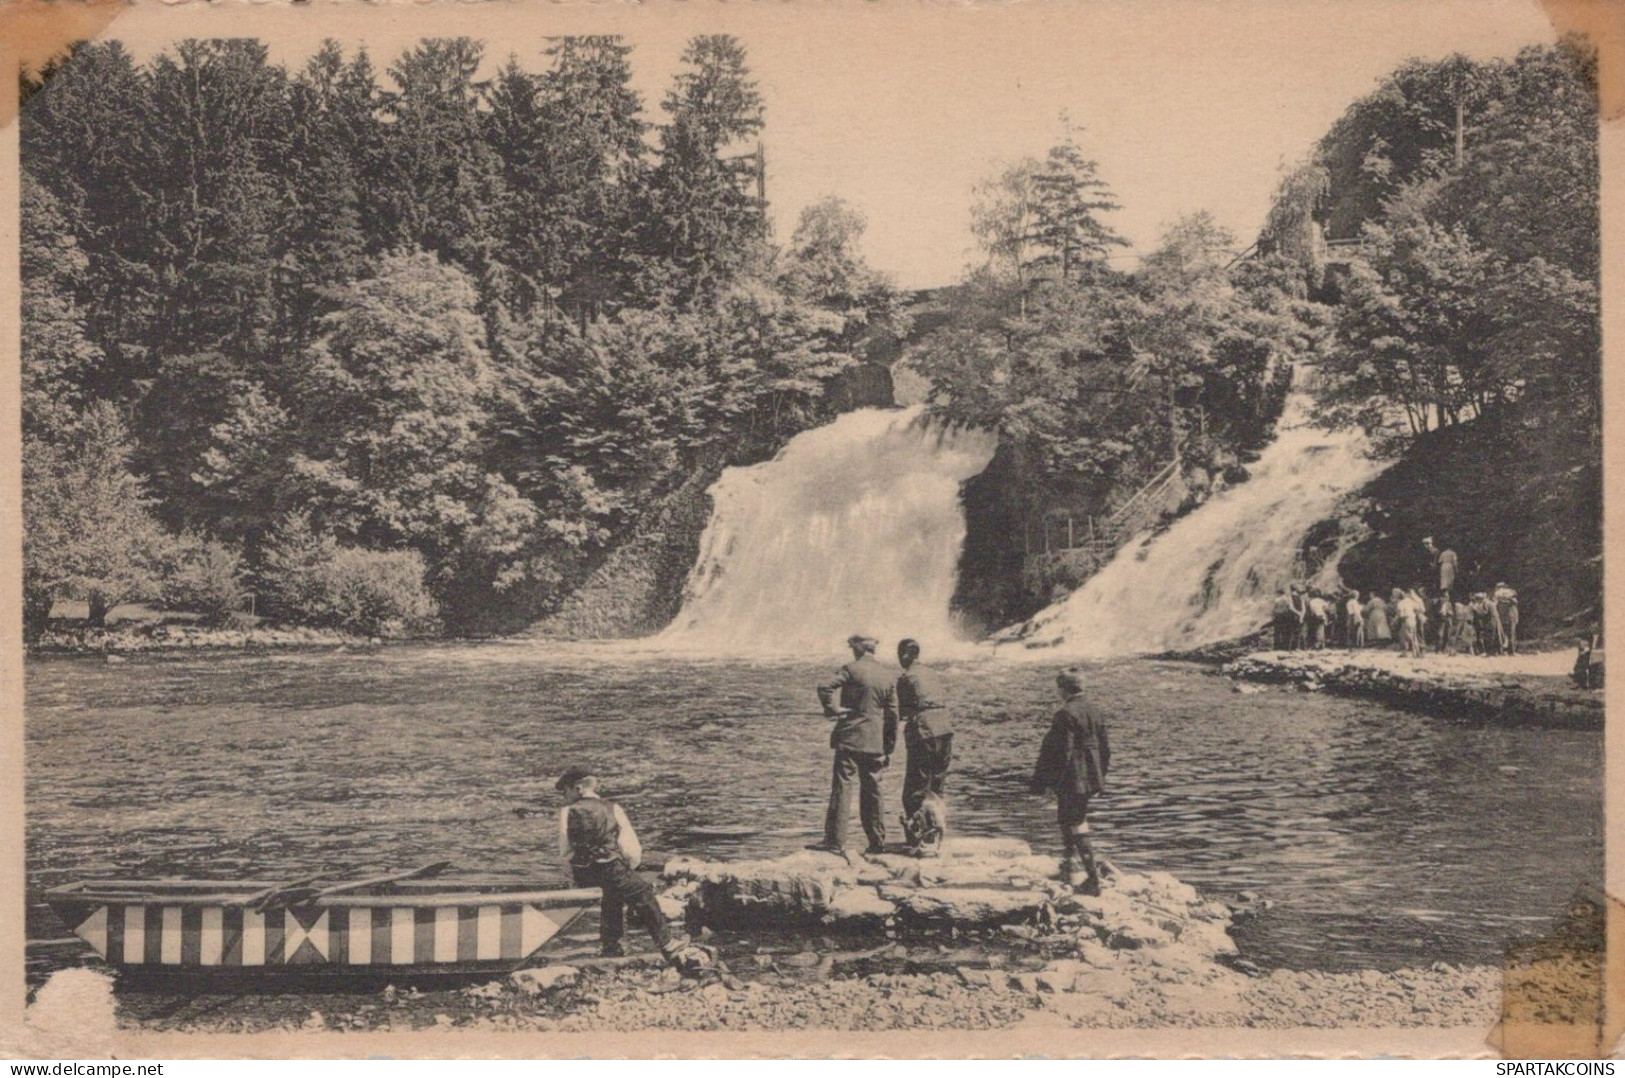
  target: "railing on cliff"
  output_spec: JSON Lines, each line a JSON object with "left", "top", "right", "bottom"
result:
{"left": 1024, "top": 443, "right": 1186, "bottom": 561}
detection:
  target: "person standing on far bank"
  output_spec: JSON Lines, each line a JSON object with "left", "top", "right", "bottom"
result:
{"left": 895, "top": 638, "right": 953, "bottom": 849}
{"left": 1424, "top": 536, "right": 1458, "bottom": 601}
{"left": 812, "top": 634, "right": 899, "bottom": 856}
{"left": 1030, "top": 666, "right": 1112, "bottom": 895}
{"left": 1271, "top": 588, "right": 1297, "bottom": 650}
{"left": 1493, "top": 582, "right": 1520, "bottom": 655}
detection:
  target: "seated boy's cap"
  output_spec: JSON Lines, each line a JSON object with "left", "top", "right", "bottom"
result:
{"left": 847, "top": 633, "right": 878, "bottom": 650}
{"left": 556, "top": 765, "right": 595, "bottom": 791}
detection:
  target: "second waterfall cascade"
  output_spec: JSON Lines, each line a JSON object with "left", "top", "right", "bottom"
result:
{"left": 660, "top": 406, "right": 998, "bottom": 654}
{"left": 994, "top": 386, "right": 1389, "bottom": 658}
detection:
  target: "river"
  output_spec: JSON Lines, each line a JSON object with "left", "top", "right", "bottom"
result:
{"left": 25, "top": 641, "right": 1602, "bottom": 973}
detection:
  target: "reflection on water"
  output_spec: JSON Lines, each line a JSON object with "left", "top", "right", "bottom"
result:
{"left": 26, "top": 642, "right": 1602, "bottom": 971}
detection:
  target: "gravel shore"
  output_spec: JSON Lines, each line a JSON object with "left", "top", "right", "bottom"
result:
{"left": 102, "top": 952, "right": 1503, "bottom": 1035}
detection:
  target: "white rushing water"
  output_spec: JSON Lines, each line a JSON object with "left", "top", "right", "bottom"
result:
{"left": 660, "top": 406, "right": 997, "bottom": 655}
{"left": 994, "top": 388, "right": 1389, "bottom": 659}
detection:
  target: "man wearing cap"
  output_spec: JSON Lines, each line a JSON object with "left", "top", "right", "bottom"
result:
{"left": 812, "top": 634, "right": 899, "bottom": 855}
{"left": 895, "top": 638, "right": 953, "bottom": 849}
{"left": 551, "top": 765, "right": 709, "bottom": 972}
{"left": 1031, "top": 666, "right": 1112, "bottom": 895}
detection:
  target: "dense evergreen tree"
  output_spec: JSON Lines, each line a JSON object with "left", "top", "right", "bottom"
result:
{"left": 645, "top": 35, "right": 767, "bottom": 302}
{"left": 281, "top": 41, "right": 383, "bottom": 351}
{"left": 378, "top": 38, "right": 504, "bottom": 272}
{"left": 20, "top": 42, "right": 153, "bottom": 399}
{"left": 20, "top": 176, "right": 103, "bottom": 444}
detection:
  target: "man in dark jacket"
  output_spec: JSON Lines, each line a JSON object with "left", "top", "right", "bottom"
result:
{"left": 895, "top": 638, "right": 953, "bottom": 850}
{"left": 1030, "top": 666, "right": 1111, "bottom": 895}
{"left": 813, "top": 634, "right": 899, "bottom": 855}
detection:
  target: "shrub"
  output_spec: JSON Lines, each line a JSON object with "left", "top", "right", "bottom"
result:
{"left": 259, "top": 515, "right": 438, "bottom": 637}
{"left": 318, "top": 547, "right": 439, "bottom": 638}
{"left": 162, "top": 534, "right": 247, "bottom": 626}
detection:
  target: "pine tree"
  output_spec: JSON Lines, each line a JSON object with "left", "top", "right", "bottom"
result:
{"left": 281, "top": 41, "right": 382, "bottom": 352}
{"left": 646, "top": 35, "right": 766, "bottom": 304}
{"left": 378, "top": 38, "right": 504, "bottom": 274}
{"left": 1030, "top": 136, "right": 1128, "bottom": 282}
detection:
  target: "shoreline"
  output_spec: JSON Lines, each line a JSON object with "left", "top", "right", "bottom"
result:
{"left": 1218, "top": 648, "right": 1600, "bottom": 728}
{"left": 27, "top": 624, "right": 378, "bottom": 656}
{"left": 37, "top": 842, "right": 1537, "bottom": 1035}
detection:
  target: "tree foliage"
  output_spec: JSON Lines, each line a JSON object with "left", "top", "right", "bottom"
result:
{"left": 1271, "top": 41, "right": 1601, "bottom": 445}
{"left": 20, "top": 33, "right": 899, "bottom": 633}
{"left": 914, "top": 143, "right": 1299, "bottom": 521}
{"left": 23, "top": 403, "right": 170, "bottom": 630}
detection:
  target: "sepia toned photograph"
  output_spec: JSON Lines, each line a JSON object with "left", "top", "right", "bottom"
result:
{"left": 4, "top": 0, "right": 1614, "bottom": 1058}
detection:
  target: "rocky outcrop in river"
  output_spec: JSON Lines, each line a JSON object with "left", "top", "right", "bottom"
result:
{"left": 661, "top": 839, "right": 1237, "bottom": 965}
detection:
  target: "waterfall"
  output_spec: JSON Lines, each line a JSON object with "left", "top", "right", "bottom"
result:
{"left": 660, "top": 406, "right": 997, "bottom": 654}
{"left": 994, "top": 388, "right": 1389, "bottom": 659}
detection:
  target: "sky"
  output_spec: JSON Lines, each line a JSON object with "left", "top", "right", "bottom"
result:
{"left": 95, "top": 0, "right": 1561, "bottom": 289}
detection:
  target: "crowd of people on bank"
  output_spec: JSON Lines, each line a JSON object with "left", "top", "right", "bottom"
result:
{"left": 1270, "top": 537, "right": 1522, "bottom": 658}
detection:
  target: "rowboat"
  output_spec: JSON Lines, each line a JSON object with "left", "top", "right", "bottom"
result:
{"left": 43, "top": 866, "right": 598, "bottom": 977}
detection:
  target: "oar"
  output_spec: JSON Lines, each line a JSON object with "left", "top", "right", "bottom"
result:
{"left": 251, "top": 861, "right": 453, "bottom": 910}
{"left": 239, "top": 875, "right": 325, "bottom": 910}
{"left": 301, "top": 860, "right": 455, "bottom": 902}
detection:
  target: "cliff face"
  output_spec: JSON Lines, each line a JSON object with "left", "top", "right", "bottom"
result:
{"left": 530, "top": 465, "right": 722, "bottom": 639}
{"left": 950, "top": 444, "right": 1033, "bottom": 634}
{"left": 1313, "top": 397, "right": 1600, "bottom": 640}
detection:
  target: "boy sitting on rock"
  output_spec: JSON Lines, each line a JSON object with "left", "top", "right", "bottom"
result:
{"left": 541, "top": 765, "right": 714, "bottom": 976}
{"left": 1030, "top": 666, "right": 1112, "bottom": 895}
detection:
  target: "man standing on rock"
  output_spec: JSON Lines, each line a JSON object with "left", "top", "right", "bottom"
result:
{"left": 1031, "top": 666, "right": 1111, "bottom": 895}
{"left": 895, "top": 638, "right": 953, "bottom": 850}
{"left": 812, "top": 634, "right": 899, "bottom": 856}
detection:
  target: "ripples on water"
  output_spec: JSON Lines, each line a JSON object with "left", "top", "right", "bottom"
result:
{"left": 25, "top": 642, "right": 1602, "bottom": 971}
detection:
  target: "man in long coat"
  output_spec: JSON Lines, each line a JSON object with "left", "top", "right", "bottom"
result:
{"left": 1031, "top": 666, "right": 1112, "bottom": 895}
{"left": 813, "top": 634, "right": 898, "bottom": 855}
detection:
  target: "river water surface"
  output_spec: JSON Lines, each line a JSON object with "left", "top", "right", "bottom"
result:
{"left": 26, "top": 642, "right": 1602, "bottom": 972}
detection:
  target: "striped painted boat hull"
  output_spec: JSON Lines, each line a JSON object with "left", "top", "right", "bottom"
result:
{"left": 45, "top": 880, "right": 596, "bottom": 975}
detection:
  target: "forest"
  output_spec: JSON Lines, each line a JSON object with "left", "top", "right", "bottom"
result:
{"left": 20, "top": 35, "right": 905, "bottom": 637}
{"left": 1288, "top": 39, "right": 1601, "bottom": 625}
{"left": 20, "top": 34, "right": 1600, "bottom": 641}
{"left": 913, "top": 39, "right": 1600, "bottom": 630}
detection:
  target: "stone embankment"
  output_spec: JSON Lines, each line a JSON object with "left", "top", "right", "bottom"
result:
{"left": 55, "top": 841, "right": 1508, "bottom": 1036}
{"left": 1222, "top": 649, "right": 1600, "bottom": 728}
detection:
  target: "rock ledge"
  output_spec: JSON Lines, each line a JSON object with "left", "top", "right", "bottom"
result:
{"left": 1223, "top": 650, "right": 1600, "bottom": 728}
{"left": 660, "top": 838, "right": 1237, "bottom": 966}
